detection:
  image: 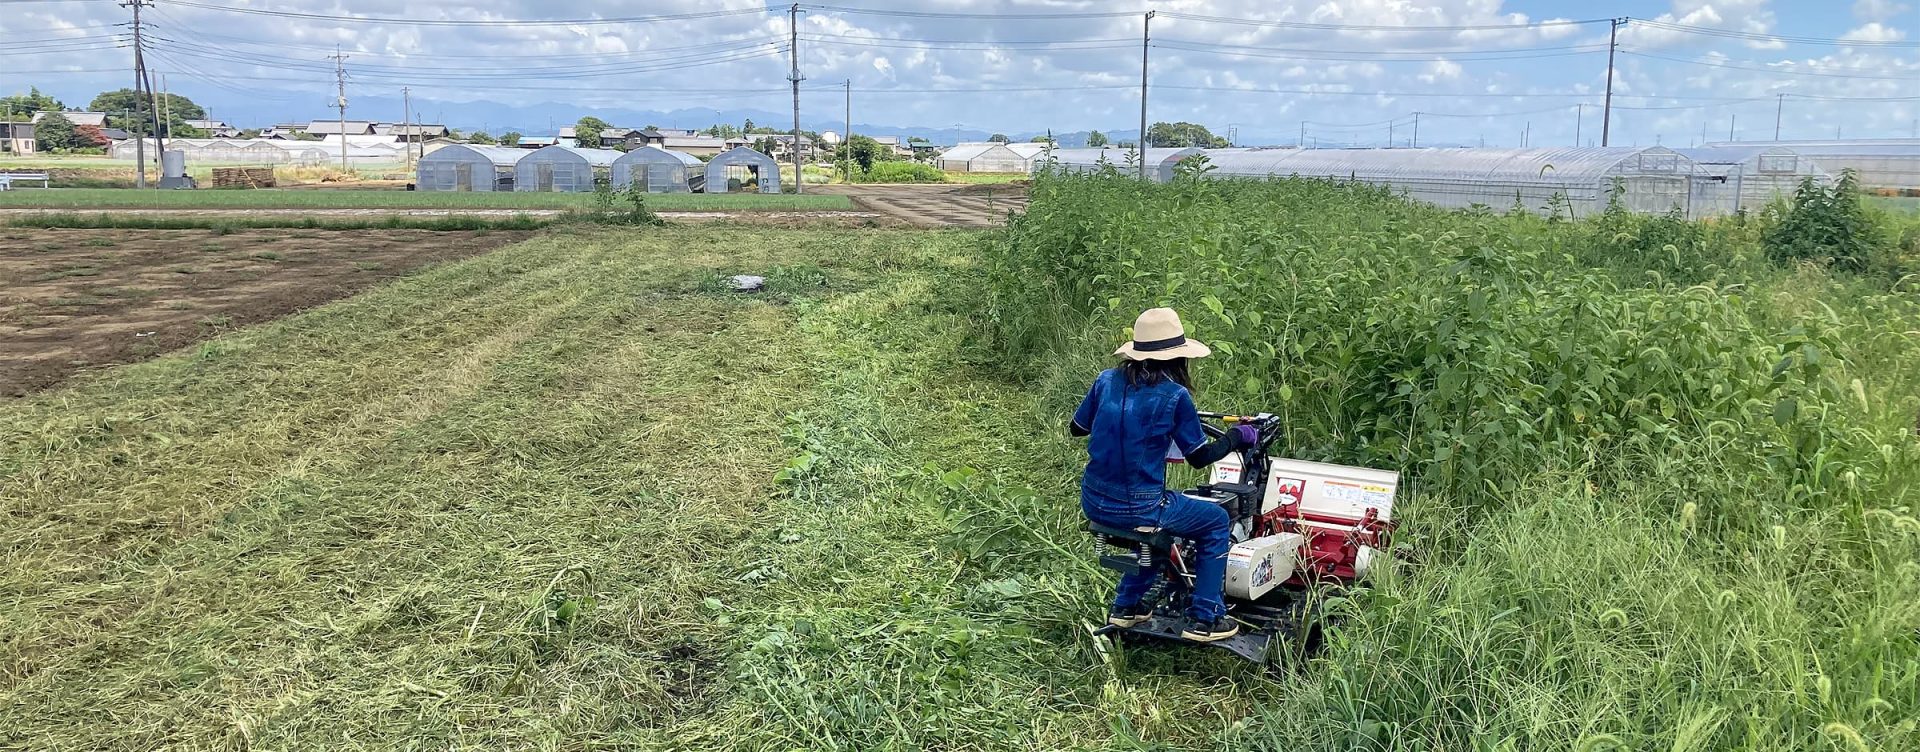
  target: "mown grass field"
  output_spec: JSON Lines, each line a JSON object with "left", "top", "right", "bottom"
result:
{"left": 0, "top": 187, "right": 855, "bottom": 212}
{"left": 3, "top": 173, "right": 1919, "bottom": 750}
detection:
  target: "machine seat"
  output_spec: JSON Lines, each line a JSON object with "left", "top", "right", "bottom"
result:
{"left": 1085, "top": 521, "right": 1174, "bottom": 551}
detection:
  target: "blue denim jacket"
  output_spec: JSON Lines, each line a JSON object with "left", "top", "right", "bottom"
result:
{"left": 1073, "top": 368, "right": 1209, "bottom": 516}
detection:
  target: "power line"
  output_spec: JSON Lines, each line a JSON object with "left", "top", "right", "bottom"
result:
{"left": 164, "top": 1, "right": 767, "bottom": 27}
{"left": 1152, "top": 41, "right": 1607, "bottom": 63}
{"left": 1618, "top": 49, "right": 1920, "bottom": 80}
{"left": 1158, "top": 11, "right": 1612, "bottom": 31}
{"left": 800, "top": 4, "right": 1140, "bottom": 20}
{"left": 1627, "top": 18, "right": 1920, "bottom": 48}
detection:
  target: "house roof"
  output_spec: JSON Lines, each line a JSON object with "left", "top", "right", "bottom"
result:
{"left": 375, "top": 123, "right": 449, "bottom": 136}
{"left": 306, "top": 120, "right": 377, "bottom": 134}
{"left": 662, "top": 135, "right": 729, "bottom": 149}
{"left": 33, "top": 111, "right": 107, "bottom": 127}
{"left": 184, "top": 119, "right": 231, "bottom": 129}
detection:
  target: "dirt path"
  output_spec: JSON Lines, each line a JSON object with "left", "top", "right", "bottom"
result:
{"left": 814, "top": 184, "right": 1028, "bottom": 228}
{"left": 0, "top": 208, "right": 881, "bottom": 222}
{"left": 0, "top": 228, "right": 527, "bottom": 396}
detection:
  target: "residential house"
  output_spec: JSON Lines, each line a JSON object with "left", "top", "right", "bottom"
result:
{"left": 758, "top": 133, "right": 817, "bottom": 161}
{"left": 868, "top": 136, "right": 915, "bottom": 158}
{"left": 183, "top": 119, "right": 239, "bottom": 137}
{"left": 659, "top": 135, "right": 733, "bottom": 158}
{"left": 259, "top": 123, "right": 307, "bottom": 139}
{"left": 376, "top": 123, "right": 450, "bottom": 143}
{"left": 305, "top": 120, "right": 378, "bottom": 136}
{"left": 0, "top": 122, "right": 34, "bottom": 154}
{"left": 32, "top": 111, "right": 108, "bottom": 128}
{"left": 515, "top": 136, "right": 561, "bottom": 149}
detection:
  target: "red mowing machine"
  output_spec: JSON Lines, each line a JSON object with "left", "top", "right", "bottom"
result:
{"left": 1086, "top": 412, "right": 1399, "bottom": 663}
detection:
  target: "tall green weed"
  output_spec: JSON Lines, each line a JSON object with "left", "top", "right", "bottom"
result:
{"left": 986, "top": 172, "right": 1920, "bottom": 749}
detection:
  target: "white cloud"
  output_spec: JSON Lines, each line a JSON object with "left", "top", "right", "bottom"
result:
{"left": 1853, "top": 0, "right": 1912, "bottom": 20}
{"left": 1841, "top": 22, "right": 1909, "bottom": 42}
{"left": 1418, "top": 58, "right": 1464, "bottom": 83}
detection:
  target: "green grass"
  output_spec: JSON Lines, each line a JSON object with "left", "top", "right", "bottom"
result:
{"left": 0, "top": 187, "right": 855, "bottom": 211}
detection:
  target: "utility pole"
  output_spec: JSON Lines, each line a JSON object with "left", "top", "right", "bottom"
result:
{"left": 329, "top": 46, "right": 349, "bottom": 174}
{"left": 788, "top": 4, "right": 804, "bottom": 194}
{"left": 1411, "top": 112, "right": 1420, "bottom": 148}
{"left": 1298, "top": 121, "right": 1305, "bottom": 148}
{"left": 1388, "top": 120, "right": 1395, "bottom": 148}
{"left": 1138, "top": 10, "right": 1153, "bottom": 180}
{"left": 1728, "top": 114, "right": 1736, "bottom": 142}
{"left": 1602, "top": 17, "right": 1625, "bottom": 147}
{"left": 1523, "top": 121, "right": 1531, "bottom": 148}
{"left": 1774, "top": 94, "right": 1784, "bottom": 140}
{"left": 403, "top": 86, "right": 414, "bottom": 179}
{"left": 121, "top": 0, "right": 152, "bottom": 187}
{"left": 843, "top": 79, "right": 852, "bottom": 183}
{"left": 1575, "top": 104, "right": 1584, "bottom": 146}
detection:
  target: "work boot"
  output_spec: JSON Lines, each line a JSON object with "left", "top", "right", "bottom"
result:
{"left": 1180, "top": 615, "right": 1240, "bottom": 642}
{"left": 1107, "top": 601, "right": 1153, "bottom": 628}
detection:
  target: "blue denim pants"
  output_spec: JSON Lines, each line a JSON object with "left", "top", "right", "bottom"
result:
{"left": 1082, "top": 489, "right": 1232, "bottom": 622}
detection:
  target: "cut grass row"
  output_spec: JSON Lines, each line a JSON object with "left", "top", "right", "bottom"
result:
{"left": 0, "top": 187, "right": 855, "bottom": 211}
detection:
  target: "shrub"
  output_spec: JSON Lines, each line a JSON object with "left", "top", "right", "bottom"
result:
{"left": 856, "top": 162, "right": 945, "bottom": 184}
{"left": 1764, "top": 171, "right": 1884, "bottom": 272}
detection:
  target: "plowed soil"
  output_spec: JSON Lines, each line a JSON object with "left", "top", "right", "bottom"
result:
{"left": 0, "top": 228, "right": 527, "bottom": 396}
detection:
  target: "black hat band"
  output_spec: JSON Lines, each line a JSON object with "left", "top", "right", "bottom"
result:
{"left": 1133, "top": 334, "right": 1186, "bottom": 352}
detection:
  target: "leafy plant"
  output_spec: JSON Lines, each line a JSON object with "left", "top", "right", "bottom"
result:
{"left": 1765, "top": 170, "right": 1884, "bottom": 272}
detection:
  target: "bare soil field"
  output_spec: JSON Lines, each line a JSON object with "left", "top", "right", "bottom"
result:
{"left": 0, "top": 227, "right": 528, "bottom": 396}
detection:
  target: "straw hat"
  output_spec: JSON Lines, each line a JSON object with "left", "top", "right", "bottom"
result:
{"left": 1114, "top": 307, "right": 1211, "bottom": 361}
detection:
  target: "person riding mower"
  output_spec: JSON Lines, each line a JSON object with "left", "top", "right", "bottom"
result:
{"left": 1074, "top": 307, "right": 1401, "bottom": 663}
{"left": 1070, "top": 307, "right": 1255, "bottom": 642}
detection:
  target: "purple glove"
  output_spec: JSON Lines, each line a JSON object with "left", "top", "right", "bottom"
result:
{"left": 1231, "top": 423, "right": 1259, "bottom": 448}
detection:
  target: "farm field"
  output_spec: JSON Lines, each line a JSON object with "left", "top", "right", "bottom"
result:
{"left": 0, "top": 227, "right": 527, "bottom": 396}
{"left": 3, "top": 174, "right": 1919, "bottom": 750}
{"left": 0, "top": 187, "right": 856, "bottom": 212}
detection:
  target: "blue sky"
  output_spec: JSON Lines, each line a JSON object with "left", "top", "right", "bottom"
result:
{"left": 2, "top": 0, "right": 1914, "bottom": 146}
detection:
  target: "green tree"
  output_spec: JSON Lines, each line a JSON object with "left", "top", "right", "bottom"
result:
{"left": 34, "top": 112, "right": 77, "bottom": 151}
{"left": 1085, "top": 130, "right": 1108, "bottom": 148}
{"left": 89, "top": 88, "right": 206, "bottom": 137}
{"left": 837, "top": 134, "right": 891, "bottom": 173}
{"left": 575, "top": 116, "right": 611, "bottom": 148}
{"left": 500, "top": 131, "right": 523, "bottom": 146}
{"left": 2, "top": 87, "right": 64, "bottom": 122}
{"left": 988, "top": 133, "right": 1010, "bottom": 143}
{"left": 706, "top": 123, "right": 742, "bottom": 139}
{"left": 1145, "top": 121, "right": 1229, "bottom": 148}
{"left": 469, "top": 131, "right": 497, "bottom": 145}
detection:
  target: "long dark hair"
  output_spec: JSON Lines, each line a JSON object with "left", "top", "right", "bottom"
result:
{"left": 1122, "top": 357, "right": 1193, "bottom": 391}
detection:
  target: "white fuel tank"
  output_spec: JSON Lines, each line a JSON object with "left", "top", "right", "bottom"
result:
{"left": 1224, "top": 533, "right": 1303, "bottom": 601}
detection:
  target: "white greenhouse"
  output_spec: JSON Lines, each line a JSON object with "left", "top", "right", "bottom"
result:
{"left": 1040, "top": 147, "right": 1203, "bottom": 183}
{"left": 612, "top": 146, "right": 705, "bottom": 193}
{"left": 515, "top": 145, "right": 620, "bottom": 192}
{"left": 938, "top": 142, "right": 1031, "bottom": 173}
{"left": 1200, "top": 146, "right": 1699, "bottom": 217}
{"left": 416, "top": 145, "right": 527, "bottom": 192}
{"left": 706, "top": 146, "right": 780, "bottom": 194}
{"left": 1705, "top": 139, "right": 1920, "bottom": 190}
{"left": 1673, "top": 146, "right": 1830, "bottom": 216}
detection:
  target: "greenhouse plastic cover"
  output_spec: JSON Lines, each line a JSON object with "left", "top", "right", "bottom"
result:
{"left": 1204, "top": 146, "right": 1687, "bottom": 185}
